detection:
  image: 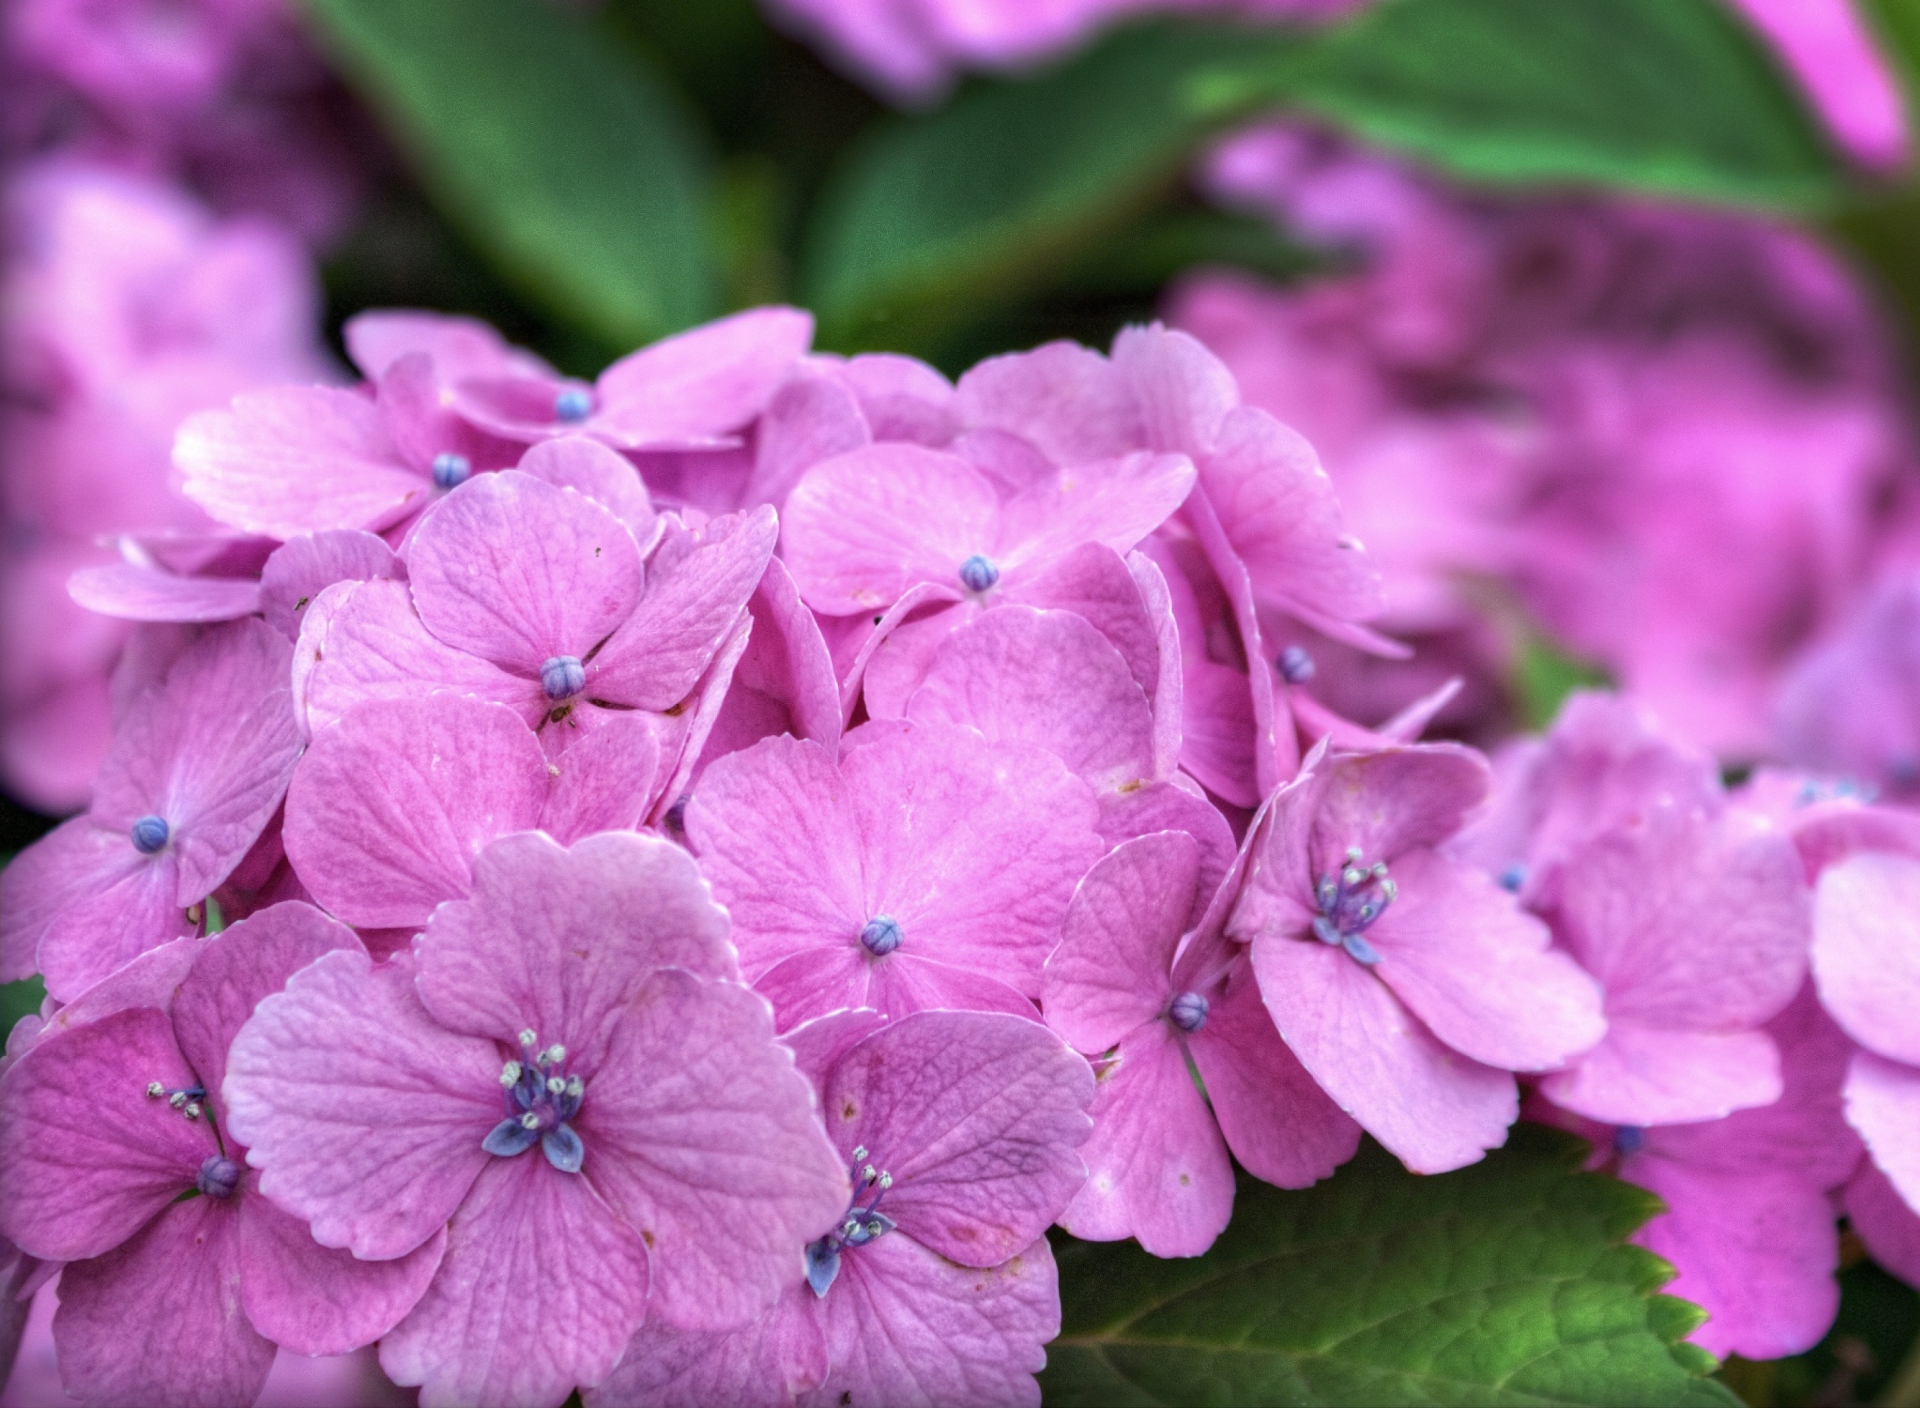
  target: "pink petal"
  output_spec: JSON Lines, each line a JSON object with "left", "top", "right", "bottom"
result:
{"left": 859, "top": 953, "right": 1043, "bottom": 1025}
{"left": 172, "top": 901, "right": 364, "bottom": 1131}
{"left": 1306, "top": 744, "right": 1488, "bottom": 874}
{"left": 823, "top": 1010, "right": 1093, "bottom": 1267}
{"left": 1043, "top": 831, "right": 1200, "bottom": 1054}
{"left": 0, "top": 816, "right": 152, "bottom": 985}
{"left": 540, "top": 713, "right": 663, "bottom": 841}
{"left": 751, "top": 947, "right": 874, "bottom": 1032}
{"left": 36, "top": 849, "right": 190, "bottom": 1004}
{"left": 999, "top": 453, "right": 1195, "bottom": 573}
{"left": 13, "top": 939, "right": 202, "bottom": 1057}
{"left": 176, "top": 387, "right": 427, "bottom": 538}
{"left": 416, "top": 831, "right": 734, "bottom": 1070}
{"left": 1369, "top": 850, "right": 1605, "bottom": 1071}
{"left": 595, "top": 306, "right": 814, "bottom": 444}
{"left": 54, "top": 1197, "right": 274, "bottom": 1408}
{"left": 696, "top": 556, "right": 844, "bottom": 774}
{"left": 746, "top": 372, "right": 872, "bottom": 509}
{"left": 378, "top": 1154, "right": 649, "bottom": 1408}
{"left": 1813, "top": 851, "right": 1920, "bottom": 1064}
{"left": 1249, "top": 936, "right": 1518, "bottom": 1173}
{"left": 299, "top": 578, "right": 537, "bottom": 736}
{"left": 406, "top": 470, "right": 643, "bottom": 673}
{"left": 238, "top": 1189, "right": 446, "bottom": 1356}
{"left": 516, "top": 436, "right": 659, "bottom": 547}
{"left": 836, "top": 353, "right": 956, "bottom": 445}
{"left": 222, "top": 949, "right": 501, "bottom": 1260}
{"left": 954, "top": 340, "right": 1140, "bottom": 464}
{"left": 1012, "top": 541, "right": 1165, "bottom": 708}
{"left": 1096, "top": 778, "right": 1238, "bottom": 903}
{"left": 1179, "top": 659, "right": 1260, "bottom": 807}
{"left": 259, "top": 530, "right": 403, "bottom": 641}
{"left": 284, "top": 695, "right": 547, "bottom": 928}
{"left": 646, "top": 607, "right": 752, "bottom": 821}
{"left": 1109, "top": 323, "right": 1239, "bottom": 456}
{"left": 1846, "top": 1049, "right": 1920, "bottom": 1212}
{"left": 905, "top": 606, "right": 1154, "bottom": 793}
{"left": 1191, "top": 965, "right": 1362, "bottom": 1189}
{"left": 1629, "top": 1158, "right": 1840, "bottom": 1360}
{"left": 344, "top": 310, "right": 549, "bottom": 383}
{"left": 807, "top": 1233, "right": 1054, "bottom": 1408}
{"left": 577, "top": 969, "right": 849, "bottom": 1333}
{"left": 585, "top": 1283, "right": 826, "bottom": 1408}
{"left": 1058, "top": 1020, "right": 1234, "bottom": 1257}
{"left": 1539, "top": 1023, "right": 1783, "bottom": 1126}
{"left": 782, "top": 445, "right": 999, "bottom": 615}
{"left": 1844, "top": 1162, "right": 1920, "bottom": 1287}
{"left": 591, "top": 507, "right": 778, "bottom": 711}
{"left": 0, "top": 1008, "right": 216, "bottom": 1262}
{"left": 68, "top": 560, "right": 261, "bottom": 622}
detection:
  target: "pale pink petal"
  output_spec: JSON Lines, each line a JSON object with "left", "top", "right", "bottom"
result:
{"left": 416, "top": 831, "right": 734, "bottom": 1070}
{"left": 540, "top": 713, "right": 663, "bottom": 841}
{"left": 752, "top": 947, "right": 874, "bottom": 1032}
{"left": 1628, "top": 1161, "right": 1839, "bottom": 1360}
{"left": 516, "top": 437, "right": 658, "bottom": 546}
{"left": 405, "top": 471, "right": 643, "bottom": 673}
{"left": 238, "top": 1191, "right": 446, "bottom": 1356}
{"left": 1540, "top": 1023, "right": 1783, "bottom": 1126}
{"left": 1846, "top": 1049, "right": 1920, "bottom": 1212}
{"left": 595, "top": 307, "right": 814, "bottom": 443}
{"left": 1059, "top": 1021, "right": 1234, "bottom": 1258}
{"left": 836, "top": 353, "right": 956, "bottom": 445}
{"left": 1110, "top": 323, "right": 1239, "bottom": 457}
{"left": 0, "top": 817, "right": 152, "bottom": 984}
{"left": 859, "top": 954, "right": 1041, "bottom": 1025}
{"left": 1000, "top": 454, "right": 1195, "bottom": 573}
{"left": 855, "top": 598, "right": 970, "bottom": 722}
{"left": 805, "top": 1233, "right": 1054, "bottom": 1408}
{"left": 0, "top": 1008, "right": 217, "bottom": 1262}
{"left": 782, "top": 445, "right": 1000, "bottom": 615}
{"left": 1042, "top": 832, "right": 1199, "bottom": 1054}
{"left": 54, "top": 1198, "right": 274, "bottom": 1408}
{"left": 1249, "top": 936, "right": 1518, "bottom": 1173}
{"left": 13, "top": 939, "right": 202, "bottom": 1055}
{"left": 954, "top": 340, "right": 1139, "bottom": 464}
{"left": 259, "top": 530, "right": 403, "bottom": 641}
{"left": 591, "top": 508, "right": 778, "bottom": 710}
{"left": 647, "top": 608, "right": 753, "bottom": 821}
{"left": 177, "top": 388, "right": 427, "bottom": 538}
{"left": 284, "top": 696, "right": 546, "bottom": 929}
{"left": 1813, "top": 851, "right": 1920, "bottom": 1064}
{"left": 577, "top": 970, "right": 849, "bottom": 1333}
{"left": 747, "top": 373, "right": 871, "bottom": 509}
{"left": 1180, "top": 659, "right": 1260, "bottom": 807}
{"left": 1307, "top": 745, "right": 1488, "bottom": 874}
{"left": 67, "top": 561, "right": 261, "bottom": 622}
{"left": 378, "top": 1155, "right": 649, "bottom": 1408}
{"left": 1013, "top": 541, "right": 1165, "bottom": 707}
{"left": 586, "top": 1284, "right": 826, "bottom": 1408}
{"left": 697, "top": 556, "right": 843, "bottom": 770}
{"left": 36, "top": 851, "right": 190, "bottom": 1003}
{"left": 1191, "top": 966, "right": 1362, "bottom": 1189}
{"left": 1845, "top": 1162, "right": 1920, "bottom": 1287}
{"left": 822, "top": 1011, "right": 1093, "bottom": 1267}
{"left": 344, "top": 310, "right": 548, "bottom": 382}
{"left": 1096, "top": 779, "right": 1238, "bottom": 902}
{"left": 222, "top": 949, "right": 501, "bottom": 1260}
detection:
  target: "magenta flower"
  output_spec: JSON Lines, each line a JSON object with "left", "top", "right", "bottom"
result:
{"left": 0, "top": 903, "right": 444, "bottom": 1408}
{"left": 222, "top": 830, "right": 848, "bottom": 1408}
{"left": 590, "top": 1009, "right": 1094, "bottom": 1408}
{"left": 1230, "top": 743, "right": 1607, "bottom": 1172}
{"left": 685, "top": 722, "right": 1105, "bottom": 1029}
{"left": 1, "top": 618, "right": 299, "bottom": 1000}
{"left": 1044, "top": 831, "right": 1360, "bottom": 1256}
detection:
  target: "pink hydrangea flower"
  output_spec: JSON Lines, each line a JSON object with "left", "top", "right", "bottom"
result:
{"left": 1044, "top": 830, "right": 1360, "bottom": 1256}
{"left": 1776, "top": 570, "right": 1920, "bottom": 801}
{"left": 589, "top": 1008, "right": 1094, "bottom": 1408}
{"left": 0, "top": 618, "right": 299, "bottom": 1000}
{"left": 685, "top": 722, "right": 1105, "bottom": 1029}
{"left": 1229, "top": 742, "right": 1607, "bottom": 1172}
{"left": 222, "top": 830, "right": 849, "bottom": 1408}
{"left": 0, "top": 903, "right": 444, "bottom": 1408}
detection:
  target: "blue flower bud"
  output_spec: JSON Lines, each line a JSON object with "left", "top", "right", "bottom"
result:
{"left": 859, "top": 915, "right": 903, "bottom": 957}
{"left": 1168, "top": 991, "right": 1210, "bottom": 1033}
{"left": 1278, "top": 646, "right": 1316, "bottom": 684}
{"left": 130, "top": 815, "right": 170, "bottom": 855}
{"left": 1498, "top": 864, "right": 1527, "bottom": 893}
{"left": 541, "top": 655, "right": 586, "bottom": 701}
{"left": 431, "top": 452, "right": 472, "bottom": 489}
{"left": 1613, "top": 1125, "right": 1646, "bottom": 1156}
{"left": 553, "top": 388, "right": 593, "bottom": 423}
{"left": 196, "top": 1156, "right": 241, "bottom": 1199}
{"left": 958, "top": 555, "right": 1000, "bottom": 593}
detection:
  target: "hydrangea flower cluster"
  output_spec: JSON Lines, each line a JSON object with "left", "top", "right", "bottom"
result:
{"left": 5, "top": 300, "right": 1920, "bottom": 1407}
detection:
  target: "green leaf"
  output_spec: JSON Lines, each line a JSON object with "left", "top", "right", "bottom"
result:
{"left": 299, "top": 0, "right": 717, "bottom": 348}
{"left": 800, "top": 23, "right": 1301, "bottom": 353}
{"left": 1206, "top": 0, "right": 1848, "bottom": 213}
{"left": 1041, "top": 1125, "right": 1736, "bottom": 1407}
{"left": 1512, "top": 636, "right": 1611, "bottom": 733}
{"left": 1, "top": 975, "right": 44, "bottom": 1043}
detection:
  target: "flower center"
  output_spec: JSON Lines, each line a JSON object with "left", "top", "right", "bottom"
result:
{"left": 805, "top": 1144, "right": 895, "bottom": 1297}
{"left": 131, "top": 815, "right": 170, "bottom": 855}
{"left": 958, "top": 554, "right": 1000, "bottom": 593}
{"left": 858, "top": 915, "right": 902, "bottom": 957}
{"left": 1312, "top": 846, "right": 1395, "bottom": 967}
{"left": 197, "top": 1156, "right": 241, "bottom": 1199}
{"left": 553, "top": 388, "right": 593, "bottom": 423}
{"left": 146, "top": 1079, "right": 205, "bottom": 1120}
{"left": 541, "top": 655, "right": 586, "bottom": 701}
{"left": 482, "top": 1031, "right": 585, "bottom": 1173}
{"left": 431, "top": 452, "right": 472, "bottom": 489}
{"left": 1168, "top": 991, "right": 1209, "bottom": 1033}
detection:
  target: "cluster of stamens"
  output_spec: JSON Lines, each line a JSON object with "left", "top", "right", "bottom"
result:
{"left": 958, "top": 554, "right": 1000, "bottom": 593}
{"left": 146, "top": 1080, "right": 205, "bottom": 1120}
{"left": 804, "top": 1144, "right": 895, "bottom": 1297}
{"left": 1312, "top": 846, "right": 1396, "bottom": 967}
{"left": 482, "top": 1030, "right": 586, "bottom": 1173}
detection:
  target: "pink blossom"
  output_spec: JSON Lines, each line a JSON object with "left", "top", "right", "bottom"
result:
{"left": 1044, "top": 831, "right": 1360, "bottom": 1256}
{"left": 0, "top": 903, "right": 444, "bottom": 1408}
{"left": 685, "top": 723, "right": 1105, "bottom": 1029}
{"left": 1776, "top": 570, "right": 1920, "bottom": 801}
{"left": 222, "top": 830, "right": 849, "bottom": 1408}
{"left": 1229, "top": 743, "right": 1606, "bottom": 1172}
{"left": 0, "top": 619, "right": 299, "bottom": 1000}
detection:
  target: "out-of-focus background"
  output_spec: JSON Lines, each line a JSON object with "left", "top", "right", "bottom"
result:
{"left": 7, "top": 0, "right": 1920, "bottom": 1401}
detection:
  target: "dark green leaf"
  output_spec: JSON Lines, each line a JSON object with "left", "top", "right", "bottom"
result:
{"left": 1513, "top": 636, "right": 1611, "bottom": 732}
{"left": 1041, "top": 1125, "right": 1735, "bottom": 1406}
{"left": 800, "top": 23, "right": 1301, "bottom": 353}
{"left": 1, "top": 975, "right": 44, "bottom": 1044}
{"left": 1203, "top": 0, "right": 1848, "bottom": 213}
{"left": 299, "top": 0, "right": 717, "bottom": 347}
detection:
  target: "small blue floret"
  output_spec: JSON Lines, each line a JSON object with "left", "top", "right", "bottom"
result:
{"left": 196, "top": 1156, "right": 242, "bottom": 1199}
{"left": 553, "top": 388, "right": 593, "bottom": 423}
{"left": 1497, "top": 864, "right": 1527, "bottom": 893}
{"left": 1613, "top": 1125, "right": 1646, "bottom": 1156}
{"left": 1277, "top": 646, "right": 1316, "bottom": 684}
{"left": 859, "top": 915, "right": 903, "bottom": 957}
{"left": 958, "top": 554, "right": 1000, "bottom": 593}
{"left": 1169, "top": 991, "right": 1210, "bottom": 1033}
{"left": 431, "top": 452, "right": 472, "bottom": 489}
{"left": 541, "top": 655, "right": 586, "bottom": 701}
{"left": 131, "top": 815, "right": 170, "bottom": 855}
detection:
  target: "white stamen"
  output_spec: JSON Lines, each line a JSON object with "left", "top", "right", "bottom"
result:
{"left": 877, "top": 1172, "right": 893, "bottom": 1189}
{"left": 851, "top": 1145, "right": 867, "bottom": 1161}
{"left": 519, "top": 1029, "right": 538, "bottom": 1048}
{"left": 184, "top": 1102, "right": 202, "bottom": 1120}
{"left": 542, "top": 1044, "right": 567, "bottom": 1065}
{"left": 500, "top": 1061, "right": 523, "bottom": 1086}
{"left": 146, "top": 1081, "right": 164, "bottom": 1099}
{"left": 547, "top": 1076, "right": 566, "bottom": 1095}
{"left": 520, "top": 1112, "right": 541, "bottom": 1130}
